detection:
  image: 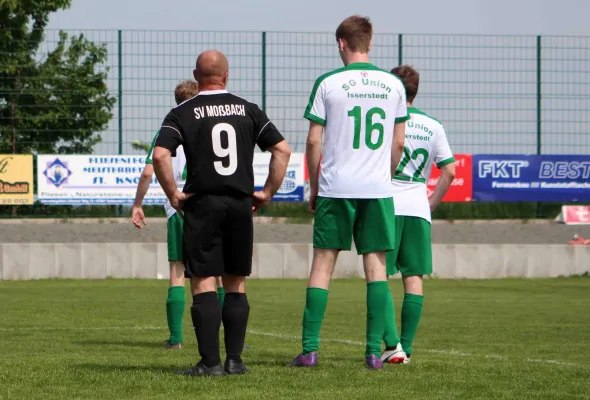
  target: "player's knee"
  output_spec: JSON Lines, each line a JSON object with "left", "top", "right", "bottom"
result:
{"left": 190, "top": 276, "right": 217, "bottom": 295}
{"left": 402, "top": 275, "right": 423, "bottom": 294}
{"left": 221, "top": 275, "right": 245, "bottom": 293}
{"left": 169, "top": 261, "right": 186, "bottom": 286}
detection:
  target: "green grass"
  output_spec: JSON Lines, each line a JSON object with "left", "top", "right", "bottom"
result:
{"left": 1, "top": 279, "right": 589, "bottom": 400}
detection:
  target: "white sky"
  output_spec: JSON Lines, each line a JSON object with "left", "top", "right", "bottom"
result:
{"left": 42, "top": 0, "right": 590, "bottom": 155}
{"left": 48, "top": 0, "right": 590, "bottom": 36}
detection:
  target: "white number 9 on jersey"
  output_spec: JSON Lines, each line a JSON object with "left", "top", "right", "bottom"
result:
{"left": 211, "top": 122, "right": 238, "bottom": 176}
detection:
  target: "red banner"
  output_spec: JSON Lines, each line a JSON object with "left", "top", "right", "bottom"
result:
{"left": 427, "top": 154, "right": 472, "bottom": 202}
{"left": 561, "top": 206, "right": 590, "bottom": 225}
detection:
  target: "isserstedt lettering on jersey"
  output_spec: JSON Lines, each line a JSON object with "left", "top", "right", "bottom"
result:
{"left": 193, "top": 104, "right": 246, "bottom": 120}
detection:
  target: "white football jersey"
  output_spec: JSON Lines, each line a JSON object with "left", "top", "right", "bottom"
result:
{"left": 146, "top": 132, "right": 186, "bottom": 219}
{"left": 163, "top": 145, "right": 187, "bottom": 219}
{"left": 305, "top": 62, "right": 409, "bottom": 198}
{"left": 392, "top": 107, "right": 455, "bottom": 222}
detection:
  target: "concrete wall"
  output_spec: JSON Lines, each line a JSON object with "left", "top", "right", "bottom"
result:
{"left": 1, "top": 243, "right": 589, "bottom": 280}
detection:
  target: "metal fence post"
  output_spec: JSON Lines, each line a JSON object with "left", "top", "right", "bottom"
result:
{"left": 398, "top": 34, "right": 403, "bottom": 66}
{"left": 118, "top": 30, "right": 123, "bottom": 155}
{"left": 261, "top": 31, "right": 267, "bottom": 113}
{"left": 117, "top": 30, "right": 123, "bottom": 217}
{"left": 536, "top": 35, "right": 542, "bottom": 155}
{"left": 535, "top": 35, "right": 543, "bottom": 218}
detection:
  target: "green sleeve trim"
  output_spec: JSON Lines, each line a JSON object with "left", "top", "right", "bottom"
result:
{"left": 304, "top": 67, "right": 347, "bottom": 121}
{"left": 393, "top": 175, "right": 426, "bottom": 184}
{"left": 304, "top": 112, "right": 326, "bottom": 126}
{"left": 145, "top": 131, "right": 160, "bottom": 165}
{"left": 395, "top": 115, "right": 410, "bottom": 124}
{"left": 436, "top": 156, "right": 456, "bottom": 168}
{"left": 408, "top": 107, "right": 444, "bottom": 125}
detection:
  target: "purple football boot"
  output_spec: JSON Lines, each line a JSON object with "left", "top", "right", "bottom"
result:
{"left": 286, "top": 352, "right": 318, "bottom": 367}
{"left": 365, "top": 354, "right": 383, "bottom": 370}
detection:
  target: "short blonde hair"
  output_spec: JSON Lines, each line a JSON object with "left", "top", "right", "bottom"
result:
{"left": 174, "top": 80, "right": 199, "bottom": 105}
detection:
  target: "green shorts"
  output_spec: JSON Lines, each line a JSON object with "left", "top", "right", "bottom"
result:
{"left": 167, "top": 213, "right": 183, "bottom": 262}
{"left": 313, "top": 196, "right": 395, "bottom": 255}
{"left": 386, "top": 215, "right": 432, "bottom": 276}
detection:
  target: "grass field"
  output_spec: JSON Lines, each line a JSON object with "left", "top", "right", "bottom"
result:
{"left": 1, "top": 278, "right": 589, "bottom": 400}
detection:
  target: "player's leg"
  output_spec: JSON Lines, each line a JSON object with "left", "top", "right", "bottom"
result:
{"left": 354, "top": 198, "right": 396, "bottom": 370}
{"left": 221, "top": 196, "right": 254, "bottom": 374}
{"left": 181, "top": 195, "right": 226, "bottom": 377}
{"left": 216, "top": 276, "right": 225, "bottom": 308}
{"left": 164, "top": 213, "right": 186, "bottom": 349}
{"left": 398, "top": 217, "right": 432, "bottom": 362}
{"left": 287, "top": 197, "right": 354, "bottom": 367}
{"left": 381, "top": 215, "right": 404, "bottom": 360}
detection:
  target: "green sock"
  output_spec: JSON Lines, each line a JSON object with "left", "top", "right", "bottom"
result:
{"left": 366, "top": 281, "right": 389, "bottom": 357}
{"left": 217, "top": 287, "right": 225, "bottom": 309}
{"left": 400, "top": 293, "right": 424, "bottom": 356}
{"left": 166, "top": 286, "right": 185, "bottom": 344}
{"left": 383, "top": 287, "right": 400, "bottom": 349}
{"left": 302, "top": 287, "right": 329, "bottom": 355}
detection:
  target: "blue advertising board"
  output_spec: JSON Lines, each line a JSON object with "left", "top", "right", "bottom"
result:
{"left": 472, "top": 155, "right": 590, "bottom": 202}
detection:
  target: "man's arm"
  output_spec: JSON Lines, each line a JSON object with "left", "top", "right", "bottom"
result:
{"left": 152, "top": 147, "right": 177, "bottom": 199}
{"left": 391, "top": 122, "right": 406, "bottom": 175}
{"left": 153, "top": 109, "right": 183, "bottom": 201}
{"left": 429, "top": 162, "right": 456, "bottom": 212}
{"left": 306, "top": 121, "right": 323, "bottom": 197}
{"left": 262, "top": 139, "right": 291, "bottom": 198}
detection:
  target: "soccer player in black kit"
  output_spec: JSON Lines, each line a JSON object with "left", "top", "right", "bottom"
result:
{"left": 152, "top": 50, "right": 291, "bottom": 377}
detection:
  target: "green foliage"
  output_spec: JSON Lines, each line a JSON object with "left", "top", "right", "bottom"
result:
{"left": 0, "top": 0, "right": 115, "bottom": 154}
{"left": 131, "top": 140, "right": 151, "bottom": 152}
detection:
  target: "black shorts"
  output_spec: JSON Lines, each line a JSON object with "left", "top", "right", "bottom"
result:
{"left": 182, "top": 194, "right": 253, "bottom": 278}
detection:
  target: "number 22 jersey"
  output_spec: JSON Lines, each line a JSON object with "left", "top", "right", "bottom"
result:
{"left": 392, "top": 107, "right": 455, "bottom": 223}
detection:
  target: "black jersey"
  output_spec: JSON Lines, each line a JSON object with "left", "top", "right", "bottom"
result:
{"left": 156, "top": 90, "right": 285, "bottom": 197}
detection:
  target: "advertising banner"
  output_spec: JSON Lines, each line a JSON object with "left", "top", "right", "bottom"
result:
{"left": 37, "top": 155, "right": 166, "bottom": 205}
{"left": 427, "top": 154, "right": 472, "bottom": 202}
{"left": 0, "top": 155, "right": 34, "bottom": 205}
{"left": 254, "top": 152, "right": 305, "bottom": 201}
{"left": 473, "top": 154, "right": 590, "bottom": 202}
{"left": 555, "top": 206, "right": 590, "bottom": 225}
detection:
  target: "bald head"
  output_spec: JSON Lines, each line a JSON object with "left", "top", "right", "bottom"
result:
{"left": 193, "top": 50, "right": 229, "bottom": 90}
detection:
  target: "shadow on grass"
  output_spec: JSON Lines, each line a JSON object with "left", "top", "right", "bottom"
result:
{"left": 75, "top": 339, "right": 164, "bottom": 349}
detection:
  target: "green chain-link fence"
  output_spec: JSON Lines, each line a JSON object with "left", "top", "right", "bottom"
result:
{"left": 7, "top": 30, "right": 590, "bottom": 155}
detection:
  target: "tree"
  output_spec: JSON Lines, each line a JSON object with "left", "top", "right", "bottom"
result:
{"left": 131, "top": 140, "right": 151, "bottom": 153}
{"left": 0, "top": 0, "right": 115, "bottom": 155}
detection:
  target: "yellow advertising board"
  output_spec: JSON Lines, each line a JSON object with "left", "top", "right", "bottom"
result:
{"left": 0, "top": 155, "right": 34, "bottom": 205}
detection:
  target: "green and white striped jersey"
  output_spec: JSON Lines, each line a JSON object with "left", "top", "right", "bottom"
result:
{"left": 392, "top": 107, "right": 455, "bottom": 222}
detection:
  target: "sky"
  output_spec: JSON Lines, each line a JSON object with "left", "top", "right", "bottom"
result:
{"left": 41, "top": 0, "right": 590, "bottom": 155}
{"left": 47, "top": 0, "right": 590, "bottom": 35}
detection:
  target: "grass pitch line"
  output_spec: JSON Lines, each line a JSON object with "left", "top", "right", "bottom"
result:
{"left": 0, "top": 325, "right": 583, "bottom": 368}
{"left": 247, "top": 329, "right": 583, "bottom": 368}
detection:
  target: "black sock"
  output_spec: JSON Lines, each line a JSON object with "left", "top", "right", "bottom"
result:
{"left": 222, "top": 293, "right": 250, "bottom": 363}
{"left": 191, "top": 291, "right": 221, "bottom": 367}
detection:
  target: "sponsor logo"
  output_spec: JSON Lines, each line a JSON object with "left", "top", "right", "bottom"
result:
{"left": 0, "top": 156, "right": 12, "bottom": 174}
{"left": 277, "top": 170, "right": 297, "bottom": 194}
{"left": 478, "top": 160, "right": 529, "bottom": 178}
{"left": 43, "top": 158, "right": 72, "bottom": 188}
{"left": 538, "top": 161, "right": 590, "bottom": 179}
